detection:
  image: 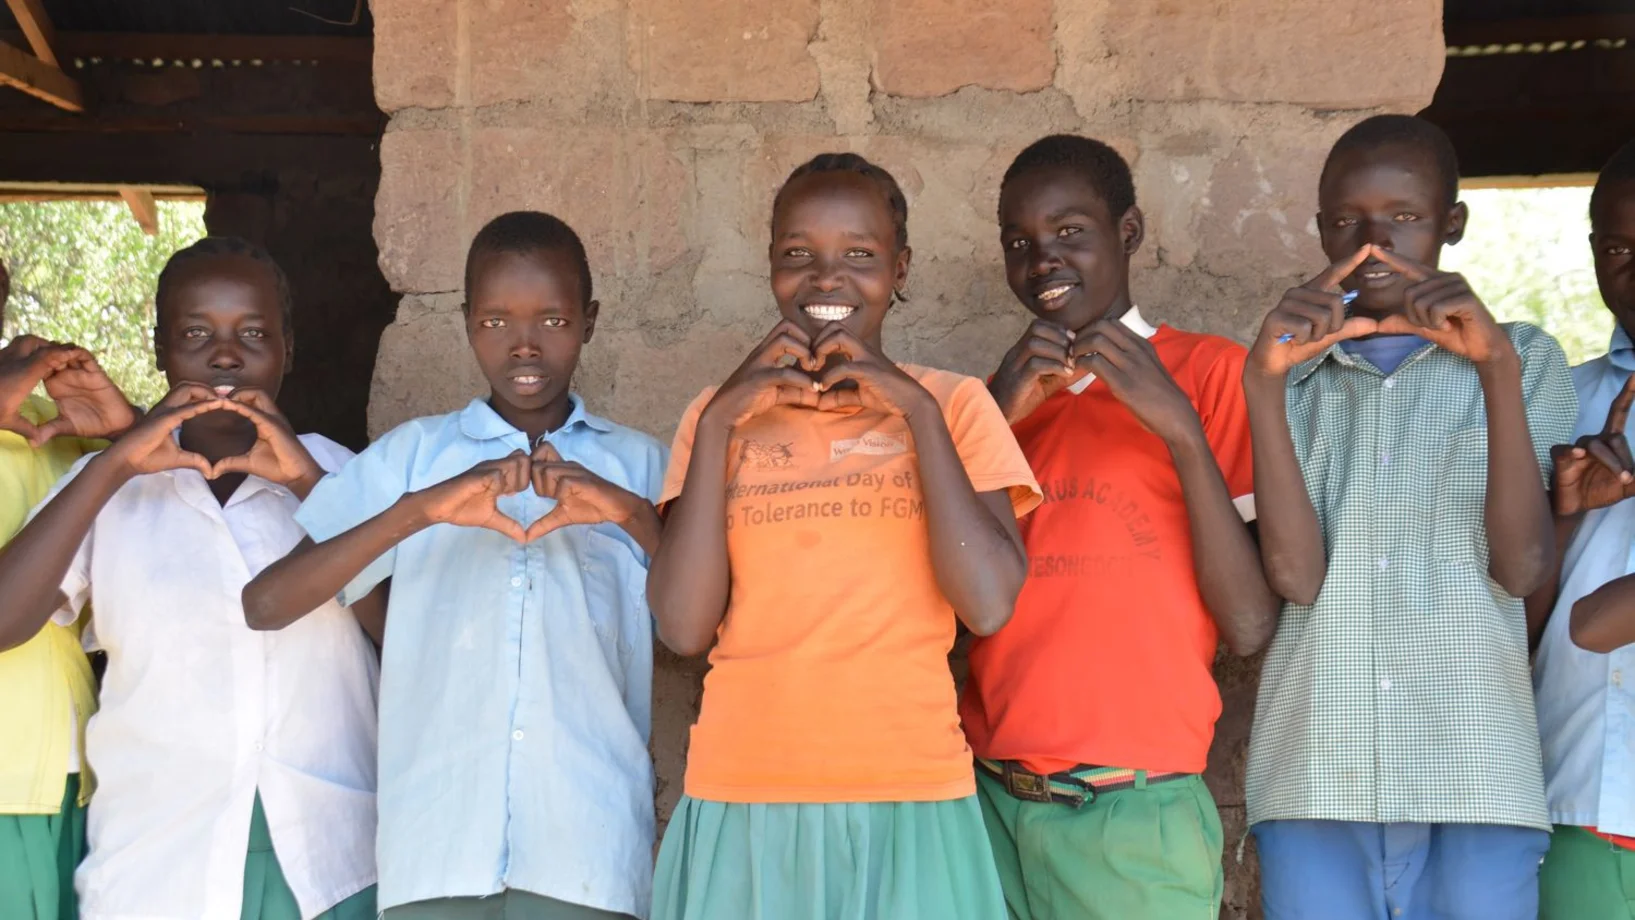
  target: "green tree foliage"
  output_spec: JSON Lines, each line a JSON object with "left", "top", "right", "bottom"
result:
{"left": 1443, "top": 186, "right": 1611, "bottom": 366}
{"left": 0, "top": 201, "right": 207, "bottom": 408}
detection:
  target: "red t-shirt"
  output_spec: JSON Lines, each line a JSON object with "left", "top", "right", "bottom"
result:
{"left": 960, "top": 325, "right": 1254, "bottom": 775}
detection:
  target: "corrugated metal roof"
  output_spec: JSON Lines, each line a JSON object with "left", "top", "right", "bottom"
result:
{"left": 0, "top": 0, "right": 371, "bottom": 36}
{"left": 1444, "top": 0, "right": 1635, "bottom": 22}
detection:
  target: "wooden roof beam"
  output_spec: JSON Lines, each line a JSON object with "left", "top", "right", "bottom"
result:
{"left": 117, "top": 187, "right": 159, "bottom": 236}
{"left": 0, "top": 39, "right": 83, "bottom": 112}
{"left": 5, "top": 0, "right": 61, "bottom": 66}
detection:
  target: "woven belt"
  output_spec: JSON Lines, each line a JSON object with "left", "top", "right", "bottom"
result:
{"left": 975, "top": 758, "right": 1188, "bottom": 809}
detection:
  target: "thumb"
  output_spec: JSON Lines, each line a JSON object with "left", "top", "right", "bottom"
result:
{"left": 27, "top": 416, "right": 72, "bottom": 447}
{"left": 532, "top": 440, "right": 563, "bottom": 464}
{"left": 2, "top": 415, "right": 44, "bottom": 445}
{"left": 524, "top": 504, "right": 570, "bottom": 543}
{"left": 1334, "top": 316, "right": 1380, "bottom": 341}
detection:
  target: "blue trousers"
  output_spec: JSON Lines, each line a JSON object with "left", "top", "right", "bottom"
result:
{"left": 1253, "top": 820, "right": 1550, "bottom": 920}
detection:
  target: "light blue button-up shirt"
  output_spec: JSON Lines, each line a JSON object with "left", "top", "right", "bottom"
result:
{"left": 296, "top": 395, "right": 665, "bottom": 916}
{"left": 1535, "top": 326, "right": 1635, "bottom": 837}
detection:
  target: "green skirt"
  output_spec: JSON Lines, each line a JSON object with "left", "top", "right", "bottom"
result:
{"left": 0, "top": 774, "right": 85, "bottom": 920}
{"left": 653, "top": 794, "right": 1006, "bottom": 920}
{"left": 244, "top": 792, "right": 377, "bottom": 920}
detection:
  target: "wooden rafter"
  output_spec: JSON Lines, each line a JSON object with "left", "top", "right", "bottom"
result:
{"left": 0, "top": 32, "right": 373, "bottom": 65}
{"left": 0, "top": 40, "right": 83, "bottom": 112}
{"left": 117, "top": 187, "right": 159, "bottom": 236}
{"left": 4, "top": 0, "right": 60, "bottom": 66}
{"left": 0, "top": 0, "right": 82, "bottom": 113}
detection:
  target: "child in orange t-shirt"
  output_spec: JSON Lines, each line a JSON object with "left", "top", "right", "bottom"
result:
{"left": 647, "top": 152, "right": 1042, "bottom": 920}
{"left": 961, "top": 134, "right": 1280, "bottom": 920}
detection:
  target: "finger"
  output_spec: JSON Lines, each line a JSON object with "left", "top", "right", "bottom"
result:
{"left": 811, "top": 325, "right": 867, "bottom": 364}
{"left": 532, "top": 440, "right": 563, "bottom": 464}
{"left": 227, "top": 387, "right": 282, "bottom": 415}
{"left": 1585, "top": 438, "right": 1631, "bottom": 482}
{"left": 1612, "top": 433, "right": 1635, "bottom": 473}
{"left": 1285, "top": 287, "right": 1349, "bottom": 335}
{"left": 817, "top": 361, "right": 871, "bottom": 392}
{"left": 1310, "top": 244, "right": 1375, "bottom": 291}
{"left": 1076, "top": 331, "right": 1135, "bottom": 371}
{"left": 760, "top": 365, "right": 827, "bottom": 394}
{"left": 486, "top": 515, "right": 529, "bottom": 543}
{"left": 1277, "top": 301, "right": 1336, "bottom": 343}
{"left": 1328, "top": 316, "right": 1381, "bottom": 343}
{"left": 1607, "top": 373, "right": 1635, "bottom": 435}
{"left": 175, "top": 449, "right": 216, "bottom": 479}
{"left": 158, "top": 382, "right": 222, "bottom": 409}
{"left": 1015, "top": 337, "right": 1073, "bottom": 372}
{"left": 773, "top": 381, "right": 821, "bottom": 410}
{"left": 0, "top": 416, "right": 42, "bottom": 442}
{"left": 1023, "top": 320, "right": 1075, "bottom": 349}
{"left": 0, "top": 334, "right": 52, "bottom": 361}
{"left": 754, "top": 319, "right": 813, "bottom": 352}
{"left": 1366, "top": 247, "right": 1436, "bottom": 283}
{"left": 757, "top": 332, "right": 819, "bottom": 371}
{"left": 817, "top": 387, "right": 863, "bottom": 411}
{"left": 523, "top": 505, "right": 570, "bottom": 543}
{"left": 208, "top": 453, "right": 259, "bottom": 478}
{"left": 504, "top": 451, "right": 533, "bottom": 493}
{"left": 1019, "top": 355, "right": 1074, "bottom": 381}
{"left": 29, "top": 415, "right": 79, "bottom": 446}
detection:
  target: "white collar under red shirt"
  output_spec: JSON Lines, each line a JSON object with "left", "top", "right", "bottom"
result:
{"left": 1065, "top": 305, "right": 1159, "bottom": 395}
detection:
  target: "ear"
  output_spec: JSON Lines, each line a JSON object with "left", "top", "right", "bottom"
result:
{"left": 582, "top": 300, "right": 600, "bottom": 345}
{"left": 1444, "top": 201, "right": 1469, "bottom": 246}
{"left": 1314, "top": 210, "right": 1331, "bottom": 252}
{"left": 893, "top": 246, "right": 913, "bottom": 298}
{"left": 1120, "top": 205, "right": 1146, "bottom": 256}
{"left": 152, "top": 326, "right": 165, "bottom": 373}
{"left": 461, "top": 303, "right": 476, "bottom": 346}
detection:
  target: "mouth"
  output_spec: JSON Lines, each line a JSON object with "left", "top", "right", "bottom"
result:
{"left": 209, "top": 380, "right": 242, "bottom": 398}
{"left": 1356, "top": 264, "right": 1398, "bottom": 287}
{"left": 1031, "top": 281, "right": 1080, "bottom": 309}
{"left": 507, "top": 371, "right": 549, "bottom": 395}
{"left": 801, "top": 303, "right": 858, "bottom": 323}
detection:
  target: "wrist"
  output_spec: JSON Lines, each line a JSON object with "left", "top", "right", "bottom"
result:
{"left": 86, "top": 447, "right": 139, "bottom": 489}
{"left": 1162, "top": 419, "right": 1210, "bottom": 460}
{"left": 1474, "top": 337, "right": 1521, "bottom": 375}
{"left": 286, "top": 466, "right": 324, "bottom": 501}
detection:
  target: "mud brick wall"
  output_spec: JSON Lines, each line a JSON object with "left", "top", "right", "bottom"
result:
{"left": 366, "top": 2, "right": 1445, "bottom": 914}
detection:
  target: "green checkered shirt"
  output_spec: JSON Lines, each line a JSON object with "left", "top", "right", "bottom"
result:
{"left": 1247, "top": 322, "right": 1576, "bottom": 831}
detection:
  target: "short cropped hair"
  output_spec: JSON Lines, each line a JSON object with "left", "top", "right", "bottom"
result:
{"left": 464, "top": 211, "right": 593, "bottom": 305}
{"left": 773, "top": 153, "right": 910, "bottom": 252}
{"left": 1000, "top": 134, "right": 1137, "bottom": 219}
{"left": 1592, "top": 137, "right": 1635, "bottom": 222}
{"left": 1321, "top": 114, "right": 1461, "bottom": 210}
{"left": 155, "top": 236, "right": 293, "bottom": 335}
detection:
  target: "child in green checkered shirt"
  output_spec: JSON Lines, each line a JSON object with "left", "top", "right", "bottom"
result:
{"left": 1239, "top": 114, "right": 1577, "bottom": 920}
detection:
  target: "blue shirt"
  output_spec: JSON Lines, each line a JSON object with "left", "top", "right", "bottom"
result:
{"left": 1339, "top": 333, "right": 1430, "bottom": 376}
{"left": 1534, "top": 325, "right": 1635, "bottom": 837}
{"left": 295, "top": 396, "right": 666, "bottom": 916}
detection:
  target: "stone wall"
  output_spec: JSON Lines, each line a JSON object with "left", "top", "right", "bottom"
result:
{"left": 367, "top": 2, "right": 1445, "bottom": 915}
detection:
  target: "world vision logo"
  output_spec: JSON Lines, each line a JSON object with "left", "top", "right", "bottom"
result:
{"left": 738, "top": 439, "right": 795, "bottom": 470}
{"left": 829, "top": 431, "right": 907, "bottom": 463}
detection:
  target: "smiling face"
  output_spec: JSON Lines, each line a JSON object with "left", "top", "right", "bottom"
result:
{"left": 769, "top": 170, "right": 910, "bottom": 348}
{"left": 154, "top": 253, "right": 291, "bottom": 400}
{"left": 999, "top": 164, "right": 1141, "bottom": 331}
{"left": 465, "top": 246, "right": 596, "bottom": 437}
{"left": 1317, "top": 142, "right": 1466, "bottom": 319}
{"left": 1592, "top": 178, "right": 1635, "bottom": 338}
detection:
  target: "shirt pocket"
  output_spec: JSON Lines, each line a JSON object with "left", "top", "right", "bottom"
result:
{"left": 1430, "top": 427, "right": 1489, "bottom": 564}
{"left": 578, "top": 527, "right": 646, "bottom": 687}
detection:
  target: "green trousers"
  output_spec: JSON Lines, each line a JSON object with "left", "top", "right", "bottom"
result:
{"left": 384, "top": 890, "right": 637, "bottom": 919}
{"left": 975, "top": 769, "right": 1222, "bottom": 920}
{"left": 0, "top": 774, "right": 84, "bottom": 920}
{"left": 243, "top": 792, "right": 377, "bottom": 920}
{"left": 1539, "top": 824, "right": 1635, "bottom": 920}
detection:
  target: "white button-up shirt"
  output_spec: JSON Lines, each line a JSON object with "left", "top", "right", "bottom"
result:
{"left": 1535, "top": 330, "right": 1635, "bottom": 837}
{"left": 36, "top": 434, "right": 379, "bottom": 920}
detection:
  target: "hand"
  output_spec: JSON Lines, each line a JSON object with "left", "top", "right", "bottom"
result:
{"left": 412, "top": 452, "right": 532, "bottom": 542}
{"left": 1248, "top": 245, "right": 1380, "bottom": 377}
{"left": 989, "top": 320, "right": 1081, "bottom": 424}
{"left": 39, "top": 348, "right": 139, "bottom": 443}
{"left": 524, "top": 441, "right": 644, "bottom": 541}
{"left": 811, "top": 324, "right": 934, "bottom": 419}
{"left": 701, "top": 320, "right": 823, "bottom": 431}
{"left": 206, "top": 388, "right": 323, "bottom": 493}
{"left": 1552, "top": 371, "right": 1635, "bottom": 517}
{"left": 103, "top": 383, "right": 222, "bottom": 479}
{"left": 0, "top": 336, "right": 125, "bottom": 446}
{"left": 1074, "top": 319, "right": 1204, "bottom": 445}
{"left": 1369, "top": 248, "right": 1513, "bottom": 365}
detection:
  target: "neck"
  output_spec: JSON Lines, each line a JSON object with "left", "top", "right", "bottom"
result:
{"left": 1074, "top": 292, "right": 1133, "bottom": 337}
{"left": 490, "top": 392, "right": 573, "bottom": 443}
{"left": 179, "top": 412, "right": 257, "bottom": 464}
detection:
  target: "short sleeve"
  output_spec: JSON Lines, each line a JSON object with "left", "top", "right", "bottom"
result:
{"left": 21, "top": 452, "right": 99, "bottom": 628}
{"left": 943, "top": 376, "right": 1043, "bottom": 517}
{"left": 658, "top": 388, "right": 716, "bottom": 508}
{"left": 1512, "top": 324, "right": 1579, "bottom": 486}
{"left": 294, "top": 426, "right": 415, "bottom": 607}
{"left": 1196, "top": 344, "right": 1257, "bottom": 521}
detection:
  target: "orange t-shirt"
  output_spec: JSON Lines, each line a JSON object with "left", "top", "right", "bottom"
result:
{"left": 960, "top": 326, "right": 1254, "bottom": 776}
{"left": 662, "top": 365, "right": 1041, "bottom": 803}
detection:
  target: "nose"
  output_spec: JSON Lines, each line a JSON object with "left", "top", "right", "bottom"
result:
{"left": 508, "top": 324, "right": 541, "bottom": 358}
{"left": 1026, "top": 239, "right": 1062, "bottom": 278}
{"left": 1362, "top": 218, "right": 1395, "bottom": 251}
{"left": 811, "top": 255, "right": 844, "bottom": 292}
{"left": 207, "top": 335, "right": 244, "bottom": 370}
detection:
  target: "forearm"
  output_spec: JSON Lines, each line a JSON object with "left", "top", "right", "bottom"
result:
{"left": 907, "top": 408, "right": 1026, "bottom": 636}
{"left": 1524, "top": 512, "right": 1583, "bottom": 647}
{"left": 1480, "top": 354, "right": 1554, "bottom": 596}
{"left": 350, "top": 584, "right": 389, "bottom": 647}
{"left": 0, "top": 452, "right": 126, "bottom": 651}
{"left": 1168, "top": 428, "right": 1279, "bottom": 655}
{"left": 1244, "top": 373, "right": 1326, "bottom": 605}
{"left": 646, "top": 424, "right": 733, "bottom": 656}
{"left": 617, "top": 500, "right": 662, "bottom": 557}
{"left": 242, "top": 497, "right": 429, "bottom": 631}
{"left": 1570, "top": 571, "right": 1635, "bottom": 653}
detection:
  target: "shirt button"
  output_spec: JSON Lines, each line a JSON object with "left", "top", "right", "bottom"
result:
{"left": 1377, "top": 557, "right": 1389, "bottom": 570}
{"left": 1380, "top": 678, "right": 1392, "bottom": 691}
{"left": 1613, "top": 670, "right": 1623, "bottom": 687}
{"left": 253, "top": 741, "right": 264, "bottom": 752}
{"left": 1383, "top": 378, "right": 1396, "bottom": 390}
{"left": 512, "top": 730, "right": 525, "bottom": 741}
{"left": 510, "top": 576, "right": 522, "bottom": 588}
{"left": 1381, "top": 452, "right": 1391, "bottom": 466}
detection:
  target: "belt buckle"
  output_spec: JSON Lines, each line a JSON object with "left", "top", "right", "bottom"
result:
{"left": 1003, "top": 762, "right": 1060, "bottom": 805}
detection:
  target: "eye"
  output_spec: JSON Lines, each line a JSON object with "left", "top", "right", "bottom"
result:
{"left": 1608, "top": 244, "right": 1632, "bottom": 257}
{"left": 1333, "top": 217, "right": 1357, "bottom": 228}
{"left": 543, "top": 317, "right": 569, "bottom": 328}
{"left": 1005, "top": 238, "right": 1028, "bottom": 251}
{"left": 1057, "top": 226, "right": 1082, "bottom": 238}
{"left": 845, "top": 248, "right": 873, "bottom": 259}
{"left": 182, "top": 327, "right": 209, "bottom": 339}
{"left": 479, "top": 317, "right": 505, "bottom": 329}
{"left": 1393, "top": 213, "right": 1420, "bottom": 222}
{"left": 783, "top": 247, "right": 811, "bottom": 259}
{"left": 240, "top": 329, "right": 266, "bottom": 340}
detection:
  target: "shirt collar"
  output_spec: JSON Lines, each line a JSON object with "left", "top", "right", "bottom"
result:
{"left": 1610, "top": 325, "right": 1635, "bottom": 374}
{"left": 1067, "top": 305, "right": 1159, "bottom": 395}
{"left": 457, "top": 393, "right": 614, "bottom": 443}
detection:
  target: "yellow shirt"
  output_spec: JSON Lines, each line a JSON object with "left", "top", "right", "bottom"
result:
{"left": 0, "top": 396, "right": 101, "bottom": 812}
